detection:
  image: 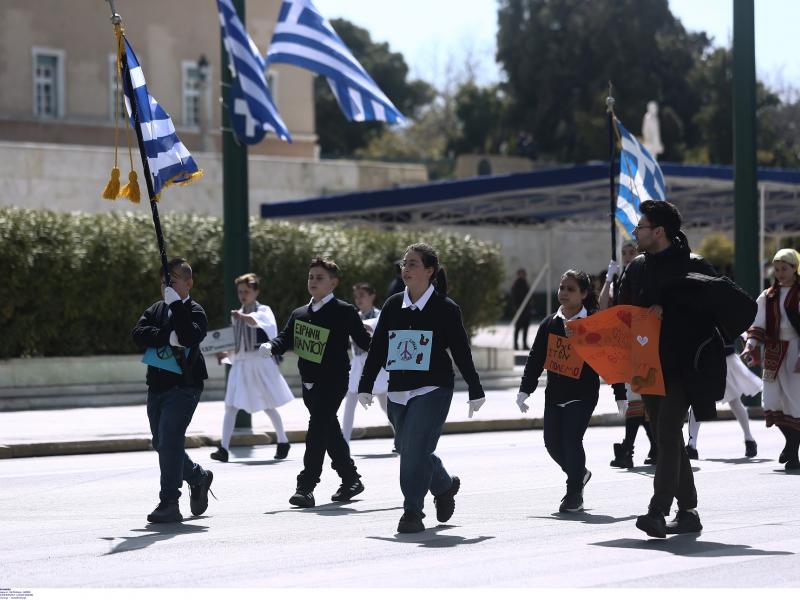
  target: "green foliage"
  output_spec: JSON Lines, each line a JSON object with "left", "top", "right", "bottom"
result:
{"left": 315, "top": 19, "right": 434, "bottom": 158}
{"left": 698, "top": 233, "right": 734, "bottom": 274}
{"left": 0, "top": 208, "right": 504, "bottom": 358}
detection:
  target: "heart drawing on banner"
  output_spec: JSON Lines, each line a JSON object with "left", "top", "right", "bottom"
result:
{"left": 617, "top": 311, "right": 632, "bottom": 328}
{"left": 636, "top": 335, "right": 649, "bottom": 346}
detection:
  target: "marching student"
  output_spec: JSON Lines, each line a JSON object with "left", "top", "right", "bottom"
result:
{"left": 131, "top": 257, "right": 213, "bottom": 523}
{"left": 340, "top": 282, "right": 392, "bottom": 446}
{"left": 260, "top": 257, "right": 372, "bottom": 507}
{"left": 685, "top": 339, "right": 761, "bottom": 460}
{"left": 601, "top": 241, "right": 657, "bottom": 469}
{"left": 516, "top": 269, "right": 626, "bottom": 512}
{"left": 742, "top": 248, "right": 800, "bottom": 470}
{"left": 359, "top": 243, "right": 486, "bottom": 534}
{"left": 210, "top": 273, "right": 294, "bottom": 463}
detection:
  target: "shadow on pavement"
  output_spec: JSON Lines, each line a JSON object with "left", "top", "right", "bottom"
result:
{"left": 236, "top": 459, "right": 286, "bottom": 466}
{"left": 367, "top": 525, "right": 494, "bottom": 548}
{"left": 592, "top": 536, "right": 794, "bottom": 557}
{"left": 264, "top": 502, "right": 403, "bottom": 516}
{"left": 704, "top": 458, "right": 772, "bottom": 465}
{"left": 531, "top": 513, "right": 639, "bottom": 525}
{"left": 101, "top": 520, "right": 209, "bottom": 555}
{"left": 353, "top": 453, "right": 399, "bottom": 460}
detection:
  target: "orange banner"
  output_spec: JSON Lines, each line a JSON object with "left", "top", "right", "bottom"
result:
{"left": 545, "top": 333, "right": 584, "bottom": 379}
{"left": 565, "top": 305, "right": 665, "bottom": 395}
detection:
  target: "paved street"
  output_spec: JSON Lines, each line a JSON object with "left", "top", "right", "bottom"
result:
{"left": 2, "top": 420, "right": 798, "bottom": 588}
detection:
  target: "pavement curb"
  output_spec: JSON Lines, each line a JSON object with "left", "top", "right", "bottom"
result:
{"left": 0, "top": 408, "right": 761, "bottom": 459}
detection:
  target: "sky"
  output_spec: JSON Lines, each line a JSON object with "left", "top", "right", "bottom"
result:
{"left": 313, "top": 0, "right": 800, "bottom": 95}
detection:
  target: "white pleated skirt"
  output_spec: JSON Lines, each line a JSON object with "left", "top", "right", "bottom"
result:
{"left": 224, "top": 351, "right": 294, "bottom": 413}
{"left": 348, "top": 352, "right": 389, "bottom": 395}
{"left": 721, "top": 352, "right": 763, "bottom": 404}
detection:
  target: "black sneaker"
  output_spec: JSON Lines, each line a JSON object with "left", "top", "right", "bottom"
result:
{"left": 685, "top": 445, "right": 699, "bottom": 460}
{"left": 610, "top": 443, "right": 633, "bottom": 468}
{"left": 147, "top": 500, "right": 182, "bottom": 523}
{"left": 582, "top": 469, "right": 592, "bottom": 489}
{"left": 785, "top": 459, "right": 800, "bottom": 471}
{"left": 434, "top": 476, "right": 460, "bottom": 523}
{"left": 210, "top": 447, "right": 229, "bottom": 462}
{"left": 779, "top": 442, "right": 789, "bottom": 464}
{"left": 666, "top": 509, "right": 703, "bottom": 534}
{"left": 559, "top": 490, "right": 583, "bottom": 512}
{"left": 274, "top": 442, "right": 290, "bottom": 460}
{"left": 744, "top": 440, "right": 757, "bottom": 458}
{"left": 397, "top": 511, "right": 425, "bottom": 534}
{"left": 189, "top": 470, "right": 214, "bottom": 516}
{"left": 289, "top": 489, "right": 315, "bottom": 508}
{"left": 331, "top": 479, "right": 365, "bottom": 502}
{"left": 636, "top": 507, "right": 667, "bottom": 538}
{"left": 644, "top": 447, "right": 658, "bottom": 465}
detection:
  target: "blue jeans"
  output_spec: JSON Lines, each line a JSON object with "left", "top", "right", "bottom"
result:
{"left": 387, "top": 387, "right": 454, "bottom": 517}
{"left": 543, "top": 399, "right": 597, "bottom": 493}
{"left": 146, "top": 386, "right": 205, "bottom": 501}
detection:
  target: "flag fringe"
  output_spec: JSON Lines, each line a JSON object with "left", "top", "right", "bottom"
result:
{"left": 152, "top": 170, "right": 204, "bottom": 201}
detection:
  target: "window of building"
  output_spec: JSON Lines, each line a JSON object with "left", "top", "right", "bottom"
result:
{"left": 32, "top": 47, "right": 65, "bottom": 118}
{"left": 182, "top": 61, "right": 202, "bottom": 128}
{"left": 108, "top": 54, "right": 127, "bottom": 122}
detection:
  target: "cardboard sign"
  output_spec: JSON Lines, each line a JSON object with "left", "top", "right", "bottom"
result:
{"left": 294, "top": 320, "right": 330, "bottom": 364}
{"left": 386, "top": 329, "right": 433, "bottom": 371}
{"left": 565, "top": 305, "right": 665, "bottom": 395}
{"left": 199, "top": 327, "right": 234, "bottom": 354}
{"left": 545, "top": 333, "right": 584, "bottom": 379}
{"left": 142, "top": 346, "right": 188, "bottom": 375}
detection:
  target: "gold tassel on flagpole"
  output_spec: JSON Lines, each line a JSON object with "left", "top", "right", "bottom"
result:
{"left": 119, "top": 170, "right": 140, "bottom": 203}
{"left": 103, "top": 23, "right": 125, "bottom": 201}
{"left": 102, "top": 166, "right": 121, "bottom": 199}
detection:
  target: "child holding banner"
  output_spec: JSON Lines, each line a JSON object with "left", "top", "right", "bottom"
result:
{"left": 516, "top": 269, "right": 626, "bottom": 512}
{"left": 341, "top": 282, "right": 392, "bottom": 446}
{"left": 260, "top": 258, "right": 372, "bottom": 508}
{"left": 359, "top": 243, "right": 486, "bottom": 534}
{"left": 210, "top": 273, "right": 294, "bottom": 463}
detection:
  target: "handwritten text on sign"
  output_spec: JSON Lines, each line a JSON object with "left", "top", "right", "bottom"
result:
{"left": 294, "top": 320, "right": 330, "bottom": 364}
{"left": 545, "top": 334, "right": 584, "bottom": 379}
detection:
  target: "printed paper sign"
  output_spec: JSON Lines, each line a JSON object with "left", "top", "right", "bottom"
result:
{"left": 200, "top": 327, "right": 234, "bottom": 354}
{"left": 294, "top": 320, "right": 330, "bottom": 364}
{"left": 142, "top": 346, "right": 188, "bottom": 375}
{"left": 565, "top": 305, "right": 665, "bottom": 395}
{"left": 545, "top": 333, "right": 584, "bottom": 379}
{"left": 386, "top": 330, "right": 433, "bottom": 371}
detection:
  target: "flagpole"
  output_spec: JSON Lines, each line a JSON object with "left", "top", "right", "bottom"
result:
{"left": 606, "top": 83, "right": 617, "bottom": 262}
{"left": 107, "top": 5, "right": 172, "bottom": 287}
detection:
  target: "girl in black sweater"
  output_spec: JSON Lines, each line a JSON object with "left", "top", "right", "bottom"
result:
{"left": 360, "top": 243, "right": 485, "bottom": 534}
{"left": 517, "top": 269, "right": 626, "bottom": 512}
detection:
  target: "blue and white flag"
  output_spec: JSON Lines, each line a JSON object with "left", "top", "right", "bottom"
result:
{"left": 266, "top": 0, "right": 405, "bottom": 124}
{"left": 121, "top": 37, "right": 202, "bottom": 199}
{"left": 217, "top": 0, "right": 292, "bottom": 144}
{"left": 615, "top": 118, "right": 666, "bottom": 238}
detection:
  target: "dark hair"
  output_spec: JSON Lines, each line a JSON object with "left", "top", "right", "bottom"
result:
{"left": 561, "top": 269, "right": 599, "bottom": 314}
{"left": 165, "top": 257, "right": 192, "bottom": 280}
{"left": 405, "top": 243, "right": 448, "bottom": 295}
{"left": 235, "top": 272, "right": 260, "bottom": 290}
{"left": 308, "top": 256, "right": 340, "bottom": 278}
{"left": 639, "top": 200, "right": 682, "bottom": 240}
{"left": 352, "top": 282, "right": 376, "bottom": 295}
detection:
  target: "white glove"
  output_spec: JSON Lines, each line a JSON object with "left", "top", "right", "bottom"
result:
{"left": 163, "top": 286, "right": 181, "bottom": 305}
{"left": 258, "top": 342, "right": 273, "bottom": 358}
{"left": 516, "top": 392, "right": 530, "bottom": 413}
{"left": 467, "top": 397, "right": 486, "bottom": 418}
{"left": 616, "top": 399, "right": 628, "bottom": 418}
{"left": 605, "top": 259, "right": 620, "bottom": 282}
{"left": 357, "top": 393, "right": 373, "bottom": 409}
{"left": 168, "top": 331, "right": 183, "bottom": 347}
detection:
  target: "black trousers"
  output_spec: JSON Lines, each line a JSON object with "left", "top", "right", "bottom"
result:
{"left": 514, "top": 314, "right": 531, "bottom": 348}
{"left": 643, "top": 379, "right": 697, "bottom": 515}
{"left": 543, "top": 399, "right": 597, "bottom": 493}
{"left": 297, "top": 378, "right": 359, "bottom": 490}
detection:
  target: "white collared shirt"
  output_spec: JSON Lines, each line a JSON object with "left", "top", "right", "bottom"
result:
{"left": 402, "top": 284, "right": 435, "bottom": 311}
{"left": 389, "top": 284, "right": 438, "bottom": 406}
{"left": 555, "top": 305, "right": 588, "bottom": 322}
{"left": 309, "top": 292, "right": 335, "bottom": 313}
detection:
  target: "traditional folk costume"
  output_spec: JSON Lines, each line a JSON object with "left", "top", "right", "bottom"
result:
{"left": 215, "top": 302, "right": 294, "bottom": 461}
{"left": 746, "top": 253, "right": 800, "bottom": 469}
{"left": 341, "top": 306, "right": 390, "bottom": 443}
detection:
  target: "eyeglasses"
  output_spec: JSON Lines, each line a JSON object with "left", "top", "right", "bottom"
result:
{"left": 632, "top": 224, "right": 655, "bottom": 231}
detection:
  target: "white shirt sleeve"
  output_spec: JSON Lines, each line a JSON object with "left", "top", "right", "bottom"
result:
{"left": 249, "top": 304, "right": 279, "bottom": 339}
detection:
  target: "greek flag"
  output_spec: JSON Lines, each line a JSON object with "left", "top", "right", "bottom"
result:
{"left": 615, "top": 118, "right": 666, "bottom": 238}
{"left": 266, "top": 0, "right": 405, "bottom": 124}
{"left": 121, "top": 37, "right": 201, "bottom": 199}
{"left": 217, "top": 0, "right": 292, "bottom": 144}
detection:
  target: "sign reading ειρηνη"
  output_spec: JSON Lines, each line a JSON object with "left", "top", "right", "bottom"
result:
{"left": 294, "top": 320, "right": 330, "bottom": 364}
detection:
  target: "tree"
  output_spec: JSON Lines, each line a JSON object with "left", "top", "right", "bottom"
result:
{"left": 315, "top": 19, "right": 434, "bottom": 157}
{"left": 496, "top": 0, "right": 710, "bottom": 163}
